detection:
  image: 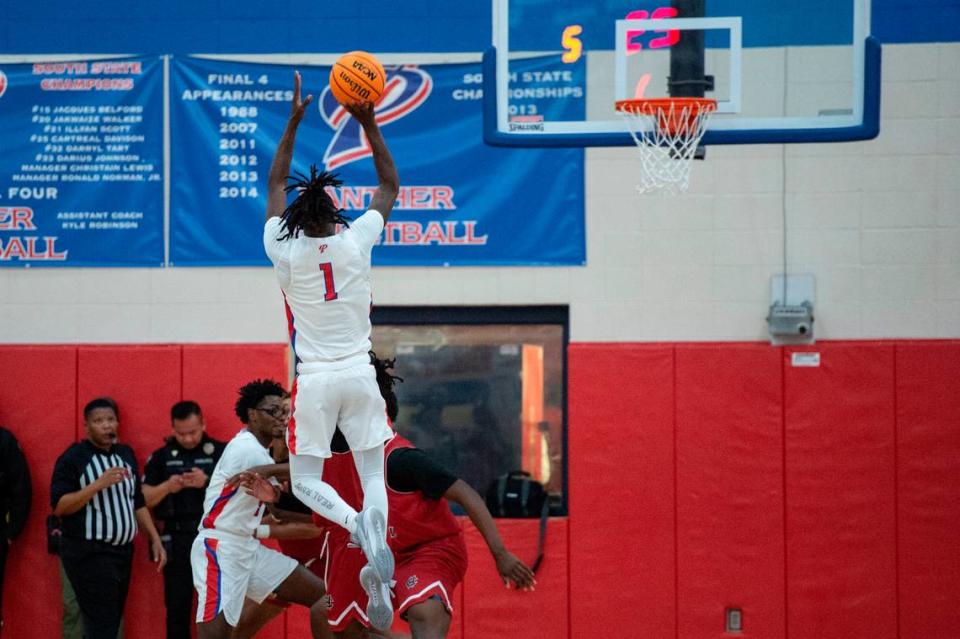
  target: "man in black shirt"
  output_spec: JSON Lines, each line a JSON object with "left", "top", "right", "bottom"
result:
{"left": 51, "top": 397, "right": 167, "bottom": 639}
{"left": 0, "top": 426, "right": 31, "bottom": 638}
{"left": 142, "top": 401, "right": 226, "bottom": 639}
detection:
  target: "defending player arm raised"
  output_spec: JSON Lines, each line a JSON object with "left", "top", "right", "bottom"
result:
{"left": 343, "top": 101, "right": 399, "bottom": 222}
{"left": 266, "top": 71, "right": 313, "bottom": 222}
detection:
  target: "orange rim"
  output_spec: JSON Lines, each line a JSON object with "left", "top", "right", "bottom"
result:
{"left": 615, "top": 97, "right": 717, "bottom": 135}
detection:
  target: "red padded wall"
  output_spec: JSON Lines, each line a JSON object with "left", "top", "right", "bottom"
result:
{"left": 461, "top": 518, "right": 567, "bottom": 639}
{"left": 77, "top": 345, "right": 183, "bottom": 639}
{"left": 568, "top": 344, "right": 675, "bottom": 639}
{"left": 0, "top": 344, "right": 292, "bottom": 639}
{"left": 182, "top": 345, "right": 290, "bottom": 443}
{"left": 896, "top": 342, "right": 960, "bottom": 639}
{"left": 77, "top": 345, "right": 182, "bottom": 462}
{"left": 784, "top": 343, "right": 897, "bottom": 639}
{"left": 675, "top": 344, "right": 785, "bottom": 638}
{"left": 4, "top": 340, "right": 960, "bottom": 639}
{"left": 0, "top": 346, "right": 77, "bottom": 639}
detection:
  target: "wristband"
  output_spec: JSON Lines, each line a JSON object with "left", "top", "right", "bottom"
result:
{"left": 254, "top": 524, "right": 271, "bottom": 539}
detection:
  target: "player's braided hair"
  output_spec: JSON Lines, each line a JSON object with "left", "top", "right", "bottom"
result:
{"left": 278, "top": 165, "right": 352, "bottom": 240}
{"left": 235, "top": 379, "right": 286, "bottom": 424}
{"left": 370, "top": 351, "right": 404, "bottom": 422}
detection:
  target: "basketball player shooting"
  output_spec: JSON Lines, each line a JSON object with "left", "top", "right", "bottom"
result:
{"left": 262, "top": 71, "right": 399, "bottom": 596}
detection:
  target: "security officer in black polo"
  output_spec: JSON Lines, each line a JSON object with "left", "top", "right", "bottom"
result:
{"left": 142, "top": 401, "right": 225, "bottom": 639}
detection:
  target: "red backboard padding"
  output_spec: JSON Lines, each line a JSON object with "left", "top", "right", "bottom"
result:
{"left": 0, "top": 346, "right": 77, "bottom": 639}
{"left": 896, "top": 342, "right": 960, "bottom": 639}
{"left": 461, "top": 518, "right": 567, "bottom": 639}
{"left": 182, "top": 345, "right": 291, "bottom": 443}
{"left": 568, "top": 344, "right": 676, "bottom": 639}
{"left": 784, "top": 343, "right": 897, "bottom": 639}
{"left": 675, "top": 344, "right": 785, "bottom": 638}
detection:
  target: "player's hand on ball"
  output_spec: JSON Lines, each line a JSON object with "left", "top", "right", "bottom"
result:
{"left": 344, "top": 100, "right": 376, "bottom": 125}
{"left": 494, "top": 549, "right": 537, "bottom": 591}
{"left": 289, "top": 70, "right": 314, "bottom": 122}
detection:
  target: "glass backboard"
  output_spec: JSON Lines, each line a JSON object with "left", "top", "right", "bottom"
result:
{"left": 484, "top": 0, "right": 880, "bottom": 146}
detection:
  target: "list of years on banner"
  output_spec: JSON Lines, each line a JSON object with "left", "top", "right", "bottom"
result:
{"left": 179, "top": 71, "right": 291, "bottom": 201}
{"left": 216, "top": 100, "right": 261, "bottom": 200}
{"left": 1, "top": 60, "right": 160, "bottom": 262}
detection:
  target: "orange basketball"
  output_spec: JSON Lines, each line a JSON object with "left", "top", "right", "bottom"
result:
{"left": 329, "top": 51, "right": 386, "bottom": 106}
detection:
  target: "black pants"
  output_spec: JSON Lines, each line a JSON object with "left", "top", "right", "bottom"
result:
{"left": 60, "top": 538, "right": 134, "bottom": 639}
{"left": 162, "top": 530, "right": 198, "bottom": 639}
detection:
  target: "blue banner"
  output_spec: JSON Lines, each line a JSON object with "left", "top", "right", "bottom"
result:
{"left": 170, "top": 57, "right": 584, "bottom": 266}
{"left": 0, "top": 58, "right": 164, "bottom": 267}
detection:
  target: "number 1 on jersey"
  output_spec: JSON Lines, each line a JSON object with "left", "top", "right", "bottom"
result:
{"left": 319, "top": 262, "right": 338, "bottom": 301}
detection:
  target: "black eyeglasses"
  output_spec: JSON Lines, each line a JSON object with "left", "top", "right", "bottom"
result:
{"left": 255, "top": 405, "right": 289, "bottom": 419}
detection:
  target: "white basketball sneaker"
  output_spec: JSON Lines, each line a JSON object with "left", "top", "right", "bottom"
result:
{"left": 352, "top": 506, "right": 394, "bottom": 582}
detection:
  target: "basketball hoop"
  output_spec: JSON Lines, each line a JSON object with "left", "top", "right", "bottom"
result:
{"left": 615, "top": 98, "right": 717, "bottom": 195}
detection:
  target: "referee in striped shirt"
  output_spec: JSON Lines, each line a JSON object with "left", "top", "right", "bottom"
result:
{"left": 51, "top": 397, "right": 167, "bottom": 639}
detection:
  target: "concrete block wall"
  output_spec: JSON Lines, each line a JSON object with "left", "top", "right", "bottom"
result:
{"left": 1, "top": 43, "right": 958, "bottom": 344}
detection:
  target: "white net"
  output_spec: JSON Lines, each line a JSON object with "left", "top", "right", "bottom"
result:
{"left": 616, "top": 99, "right": 716, "bottom": 195}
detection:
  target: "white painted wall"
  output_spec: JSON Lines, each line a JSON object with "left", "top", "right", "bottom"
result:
{"left": 2, "top": 43, "right": 958, "bottom": 343}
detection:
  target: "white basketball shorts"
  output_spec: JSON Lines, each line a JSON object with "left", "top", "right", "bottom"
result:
{"left": 288, "top": 360, "right": 392, "bottom": 458}
{"left": 192, "top": 534, "right": 298, "bottom": 626}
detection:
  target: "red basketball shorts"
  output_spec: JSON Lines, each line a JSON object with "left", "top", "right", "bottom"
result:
{"left": 326, "top": 532, "right": 468, "bottom": 631}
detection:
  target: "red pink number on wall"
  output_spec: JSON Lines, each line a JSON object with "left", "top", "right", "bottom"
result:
{"left": 626, "top": 7, "right": 680, "bottom": 54}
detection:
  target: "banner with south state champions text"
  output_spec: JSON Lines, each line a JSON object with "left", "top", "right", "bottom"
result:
{"left": 170, "top": 56, "right": 585, "bottom": 266}
{"left": 0, "top": 57, "right": 164, "bottom": 267}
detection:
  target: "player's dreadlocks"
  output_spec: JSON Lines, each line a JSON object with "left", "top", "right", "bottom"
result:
{"left": 278, "top": 165, "right": 352, "bottom": 240}
{"left": 370, "top": 351, "right": 404, "bottom": 422}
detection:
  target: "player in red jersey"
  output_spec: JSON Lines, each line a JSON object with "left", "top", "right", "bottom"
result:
{"left": 235, "top": 355, "right": 536, "bottom": 638}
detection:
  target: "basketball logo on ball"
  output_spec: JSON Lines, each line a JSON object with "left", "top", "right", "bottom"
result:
{"left": 329, "top": 51, "right": 386, "bottom": 106}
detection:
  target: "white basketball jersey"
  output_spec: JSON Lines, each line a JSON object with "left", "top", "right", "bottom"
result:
{"left": 198, "top": 429, "right": 273, "bottom": 539}
{"left": 263, "top": 212, "right": 383, "bottom": 365}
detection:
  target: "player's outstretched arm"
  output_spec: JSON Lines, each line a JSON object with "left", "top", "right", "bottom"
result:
{"left": 344, "top": 101, "right": 399, "bottom": 223}
{"left": 227, "top": 462, "right": 291, "bottom": 487}
{"left": 444, "top": 479, "right": 537, "bottom": 591}
{"left": 266, "top": 71, "right": 313, "bottom": 221}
